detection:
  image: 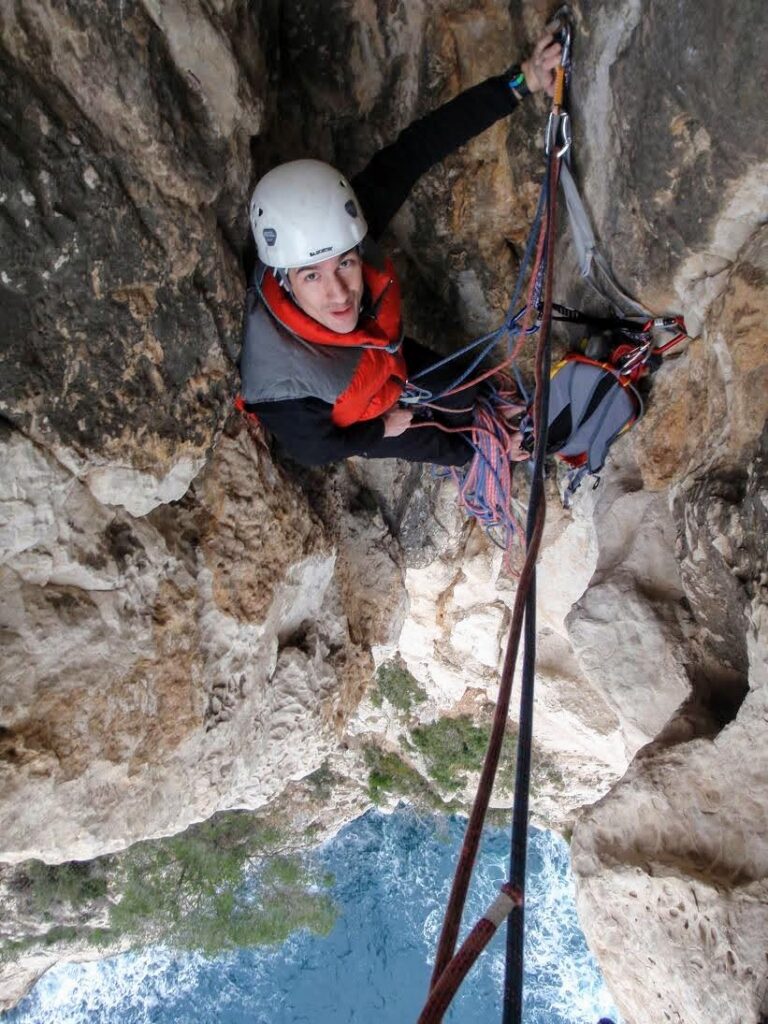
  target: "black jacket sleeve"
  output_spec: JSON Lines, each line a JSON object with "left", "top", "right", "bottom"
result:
{"left": 245, "top": 397, "right": 386, "bottom": 466}
{"left": 352, "top": 74, "right": 520, "bottom": 240}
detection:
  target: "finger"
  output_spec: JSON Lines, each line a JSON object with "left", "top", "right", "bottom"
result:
{"left": 539, "top": 41, "right": 562, "bottom": 65}
{"left": 533, "top": 32, "right": 554, "bottom": 59}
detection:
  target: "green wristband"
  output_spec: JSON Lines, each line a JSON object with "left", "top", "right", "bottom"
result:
{"left": 507, "top": 66, "right": 531, "bottom": 100}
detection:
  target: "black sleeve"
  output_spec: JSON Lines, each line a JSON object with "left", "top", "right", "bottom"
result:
{"left": 351, "top": 74, "right": 520, "bottom": 240}
{"left": 245, "top": 397, "right": 387, "bottom": 466}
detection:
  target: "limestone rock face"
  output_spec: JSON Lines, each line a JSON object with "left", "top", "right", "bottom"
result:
{"left": 569, "top": 235, "right": 768, "bottom": 1024}
{"left": 1, "top": 0, "right": 767, "bottom": 1020}
{"left": 0, "top": 0, "right": 265, "bottom": 512}
{"left": 0, "top": 418, "right": 383, "bottom": 862}
{"left": 564, "top": 445, "right": 767, "bottom": 1017}
{"left": 569, "top": 0, "right": 768, "bottom": 331}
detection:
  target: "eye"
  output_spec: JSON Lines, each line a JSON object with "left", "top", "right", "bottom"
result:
{"left": 303, "top": 271, "right": 318, "bottom": 282}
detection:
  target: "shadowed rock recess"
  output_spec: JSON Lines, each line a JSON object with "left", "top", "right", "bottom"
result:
{"left": 0, "top": 0, "right": 766, "bottom": 1021}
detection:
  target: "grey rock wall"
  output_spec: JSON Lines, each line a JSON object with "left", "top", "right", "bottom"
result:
{"left": 566, "top": 35, "right": 768, "bottom": 1013}
{"left": 569, "top": 0, "right": 768, "bottom": 327}
{"left": 0, "top": 0, "right": 266, "bottom": 511}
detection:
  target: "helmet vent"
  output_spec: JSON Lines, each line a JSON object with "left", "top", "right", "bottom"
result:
{"left": 344, "top": 200, "right": 358, "bottom": 219}
{"left": 262, "top": 228, "right": 277, "bottom": 246}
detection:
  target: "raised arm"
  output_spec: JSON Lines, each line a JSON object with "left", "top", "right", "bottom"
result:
{"left": 352, "top": 75, "right": 521, "bottom": 241}
{"left": 351, "top": 32, "right": 561, "bottom": 240}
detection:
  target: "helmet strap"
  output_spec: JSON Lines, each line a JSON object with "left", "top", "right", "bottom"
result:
{"left": 275, "top": 268, "right": 292, "bottom": 293}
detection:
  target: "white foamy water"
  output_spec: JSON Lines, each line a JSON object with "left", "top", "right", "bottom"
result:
{"left": 6, "top": 810, "right": 621, "bottom": 1024}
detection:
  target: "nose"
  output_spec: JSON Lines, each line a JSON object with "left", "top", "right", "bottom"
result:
{"left": 324, "top": 271, "right": 351, "bottom": 305}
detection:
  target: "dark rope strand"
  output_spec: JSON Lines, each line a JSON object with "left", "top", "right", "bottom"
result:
{"left": 501, "top": 139, "right": 560, "bottom": 1024}
{"left": 502, "top": 570, "right": 537, "bottom": 1022}
{"left": 427, "top": 168, "right": 552, "bottom": 992}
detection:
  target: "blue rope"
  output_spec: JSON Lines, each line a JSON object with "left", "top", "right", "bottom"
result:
{"left": 409, "top": 328, "right": 503, "bottom": 382}
{"left": 511, "top": 361, "right": 530, "bottom": 404}
{"left": 427, "top": 335, "right": 502, "bottom": 399}
{"left": 502, "top": 168, "right": 549, "bottom": 352}
{"left": 407, "top": 166, "right": 551, "bottom": 403}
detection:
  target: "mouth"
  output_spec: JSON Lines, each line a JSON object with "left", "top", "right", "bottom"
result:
{"left": 329, "top": 303, "right": 355, "bottom": 318}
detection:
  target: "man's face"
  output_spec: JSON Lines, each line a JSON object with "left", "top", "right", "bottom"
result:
{"left": 287, "top": 249, "right": 364, "bottom": 334}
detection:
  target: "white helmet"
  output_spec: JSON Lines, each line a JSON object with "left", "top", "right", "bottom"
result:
{"left": 249, "top": 159, "right": 368, "bottom": 269}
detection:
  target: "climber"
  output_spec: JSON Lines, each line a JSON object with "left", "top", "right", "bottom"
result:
{"left": 239, "top": 30, "right": 562, "bottom": 468}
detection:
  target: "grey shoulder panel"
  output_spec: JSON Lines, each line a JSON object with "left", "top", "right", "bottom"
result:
{"left": 239, "top": 291, "right": 361, "bottom": 406}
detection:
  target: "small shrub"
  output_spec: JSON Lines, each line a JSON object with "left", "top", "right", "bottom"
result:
{"left": 494, "top": 725, "right": 519, "bottom": 794}
{"left": 21, "top": 860, "right": 108, "bottom": 912}
{"left": 410, "top": 716, "right": 490, "bottom": 790}
{"left": 304, "top": 761, "right": 337, "bottom": 800}
{"left": 363, "top": 745, "right": 449, "bottom": 811}
{"left": 41, "top": 925, "right": 79, "bottom": 946}
{"left": 262, "top": 856, "right": 302, "bottom": 888}
{"left": 373, "top": 660, "right": 428, "bottom": 713}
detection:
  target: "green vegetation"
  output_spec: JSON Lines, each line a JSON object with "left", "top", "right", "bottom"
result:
{"left": 411, "top": 716, "right": 491, "bottom": 790}
{"left": 105, "top": 813, "right": 335, "bottom": 955}
{"left": 1, "top": 926, "right": 82, "bottom": 961}
{"left": 409, "top": 717, "right": 480, "bottom": 790}
{"left": 17, "top": 860, "right": 108, "bottom": 915}
{"left": 364, "top": 707, "right": 521, "bottom": 810}
{"left": 371, "top": 660, "right": 428, "bottom": 713}
{"left": 1, "top": 811, "right": 336, "bottom": 963}
{"left": 363, "top": 744, "right": 453, "bottom": 811}
{"left": 304, "top": 760, "right": 338, "bottom": 800}
{"left": 532, "top": 749, "right": 566, "bottom": 795}
{"left": 494, "top": 726, "right": 519, "bottom": 795}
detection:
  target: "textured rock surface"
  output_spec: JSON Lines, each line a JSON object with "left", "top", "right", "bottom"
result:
{"left": 0, "top": 418, "right": 383, "bottom": 862}
{"left": 568, "top": 0, "right": 768, "bottom": 330}
{"left": 572, "top": 489, "right": 768, "bottom": 1024}
{"left": 569, "top": 227, "right": 768, "bottom": 1024}
{"left": 0, "top": 0, "right": 264, "bottom": 512}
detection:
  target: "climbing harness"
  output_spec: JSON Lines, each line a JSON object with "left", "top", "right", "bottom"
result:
{"left": 532, "top": 353, "right": 643, "bottom": 502}
{"left": 526, "top": 303, "right": 687, "bottom": 500}
{"left": 400, "top": 160, "right": 690, "bottom": 553}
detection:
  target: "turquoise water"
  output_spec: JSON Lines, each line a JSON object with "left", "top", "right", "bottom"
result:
{"left": 5, "top": 809, "right": 620, "bottom": 1023}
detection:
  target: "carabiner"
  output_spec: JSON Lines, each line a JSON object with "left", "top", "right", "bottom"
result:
{"left": 557, "top": 112, "right": 572, "bottom": 158}
{"left": 549, "top": 5, "right": 573, "bottom": 66}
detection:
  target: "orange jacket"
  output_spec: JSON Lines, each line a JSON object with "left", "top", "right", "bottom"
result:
{"left": 258, "top": 258, "right": 406, "bottom": 426}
